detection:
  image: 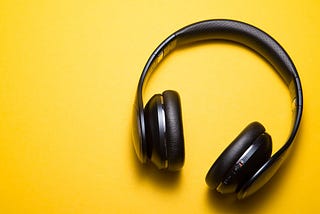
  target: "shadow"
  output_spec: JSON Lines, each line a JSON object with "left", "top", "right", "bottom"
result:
{"left": 129, "top": 141, "right": 182, "bottom": 190}
{"left": 205, "top": 119, "right": 305, "bottom": 213}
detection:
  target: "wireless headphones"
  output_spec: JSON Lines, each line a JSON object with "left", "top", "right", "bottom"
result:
{"left": 132, "top": 19, "right": 303, "bottom": 199}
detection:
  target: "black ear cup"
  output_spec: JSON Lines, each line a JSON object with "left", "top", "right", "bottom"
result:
{"left": 144, "top": 94, "right": 167, "bottom": 169}
{"left": 162, "top": 90, "right": 185, "bottom": 171}
{"left": 144, "top": 90, "right": 185, "bottom": 170}
{"left": 205, "top": 122, "right": 272, "bottom": 194}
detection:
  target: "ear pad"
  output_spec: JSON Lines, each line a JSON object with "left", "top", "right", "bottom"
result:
{"left": 162, "top": 90, "right": 185, "bottom": 171}
{"left": 205, "top": 122, "right": 272, "bottom": 193}
{"left": 144, "top": 90, "right": 185, "bottom": 170}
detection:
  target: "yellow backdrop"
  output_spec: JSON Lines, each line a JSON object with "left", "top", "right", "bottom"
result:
{"left": 1, "top": 1, "right": 319, "bottom": 213}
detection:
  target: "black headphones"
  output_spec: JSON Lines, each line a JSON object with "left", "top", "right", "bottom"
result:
{"left": 132, "top": 19, "right": 303, "bottom": 199}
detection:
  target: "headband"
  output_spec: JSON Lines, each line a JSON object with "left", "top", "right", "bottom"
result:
{"left": 133, "top": 19, "right": 303, "bottom": 198}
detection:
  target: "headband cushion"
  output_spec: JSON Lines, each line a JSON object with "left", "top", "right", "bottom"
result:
{"left": 205, "top": 122, "right": 266, "bottom": 189}
{"left": 163, "top": 90, "right": 185, "bottom": 171}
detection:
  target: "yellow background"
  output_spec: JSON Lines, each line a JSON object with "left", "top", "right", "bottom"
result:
{"left": 1, "top": 1, "right": 319, "bottom": 213}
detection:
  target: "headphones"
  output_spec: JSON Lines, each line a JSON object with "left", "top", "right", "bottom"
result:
{"left": 132, "top": 19, "right": 303, "bottom": 199}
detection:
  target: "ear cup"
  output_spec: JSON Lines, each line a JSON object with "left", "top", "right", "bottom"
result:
{"left": 144, "top": 91, "right": 185, "bottom": 170}
{"left": 205, "top": 122, "right": 272, "bottom": 192}
{"left": 216, "top": 133, "right": 272, "bottom": 193}
{"left": 144, "top": 94, "right": 168, "bottom": 169}
{"left": 162, "top": 90, "right": 185, "bottom": 171}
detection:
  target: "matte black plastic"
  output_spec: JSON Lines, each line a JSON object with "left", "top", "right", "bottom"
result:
{"left": 132, "top": 96, "right": 147, "bottom": 163}
{"left": 217, "top": 133, "right": 272, "bottom": 194}
{"left": 205, "top": 122, "right": 265, "bottom": 189}
{"left": 237, "top": 145, "right": 288, "bottom": 199}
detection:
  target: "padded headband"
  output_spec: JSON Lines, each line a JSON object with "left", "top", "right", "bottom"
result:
{"left": 133, "top": 19, "right": 303, "bottom": 198}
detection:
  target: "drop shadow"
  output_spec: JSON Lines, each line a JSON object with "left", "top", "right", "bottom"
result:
{"left": 205, "top": 119, "right": 305, "bottom": 213}
{"left": 129, "top": 141, "right": 182, "bottom": 190}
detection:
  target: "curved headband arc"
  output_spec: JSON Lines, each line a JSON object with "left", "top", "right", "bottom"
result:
{"left": 133, "top": 19, "right": 303, "bottom": 198}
